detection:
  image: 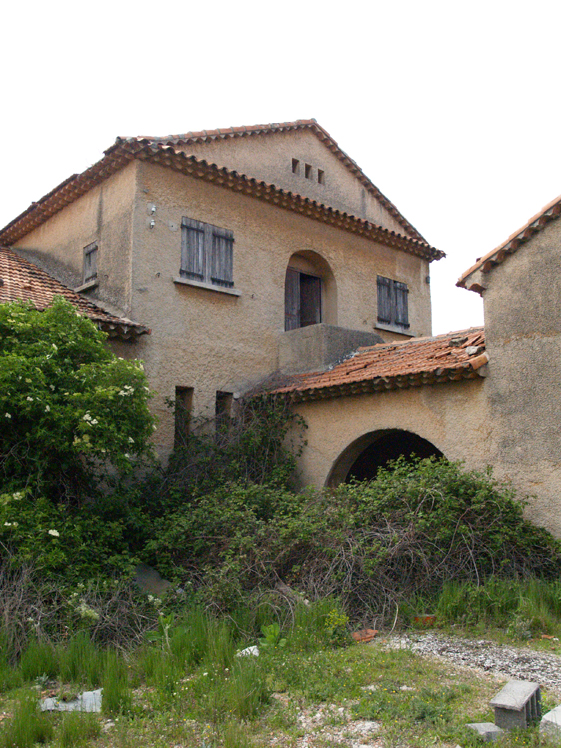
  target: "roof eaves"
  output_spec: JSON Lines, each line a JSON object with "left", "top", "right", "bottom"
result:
{"left": 458, "top": 195, "right": 561, "bottom": 292}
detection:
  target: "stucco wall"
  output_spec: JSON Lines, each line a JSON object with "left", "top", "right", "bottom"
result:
{"left": 292, "top": 378, "right": 490, "bottom": 487}
{"left": 479, "top": 218, "right": 561, "bottom": 536}
{"left": 130, "top": 160, "right": 432, "bottom": 453}
{"left": 182, "top": 130, "right": 410, "bottom": 235}
{"left": 12, "top": 164, "right": 136, "bottom": 317}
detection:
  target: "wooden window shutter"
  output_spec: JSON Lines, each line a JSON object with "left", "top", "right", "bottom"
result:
{"left": 285, "top": 268, "right": 301, "bottom": 331}
{"left": 83, "top": 242, "right": 98, "bottom": 283}
{"left": 210, "top": 227, "right": 234, "bottom": 287}
{"left": 300, "top": 273, "right": 322, "bottom": 327}
{"left": 377, "top": 276, "right": 392, "bottom": 324}
{"left": 394, "top": 281, "right": 409, "bottom": 328}
{"left": 180, "top": 218, "right": 205, "bottom": 280}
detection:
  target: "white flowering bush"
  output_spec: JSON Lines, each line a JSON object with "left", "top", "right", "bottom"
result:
{"left": 0, "top": 298, "right": 156, "bottom": 502}
{"left": 0, "top": 298, "right": 157, "bottom": 576}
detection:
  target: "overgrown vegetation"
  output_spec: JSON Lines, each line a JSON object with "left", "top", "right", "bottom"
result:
{"left": 147, "top": 457, "right": 561, "bottom": 621}
{"left": 3, "top": 297, "right": 561, "bottom": 745}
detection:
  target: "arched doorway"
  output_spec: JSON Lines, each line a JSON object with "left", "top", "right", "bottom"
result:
{"left": 284, "top": 251, "right": 337, "bottom": 330}
{"left": 327, "top": 429, "right": 443, "bottom": 485}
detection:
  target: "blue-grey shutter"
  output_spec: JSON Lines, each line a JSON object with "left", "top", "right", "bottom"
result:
{"left": 377, "top": 276, "right": 392, "bottom": 324}
{"left": 285, "top": 268, "right": 301, "bottom": 331}
{"left": 180, "top": 218, "right": 205, "bottom": 280}
{"left": 394, "top": 282, "right": 409, "bottom": 328}
{"left": 210, "top": 227, "right": 234, "bottom": 287}
{"left": 83, "top": 243, "right": 98, "bottom": 283}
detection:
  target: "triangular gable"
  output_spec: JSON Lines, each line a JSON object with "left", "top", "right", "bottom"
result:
{"left": 129, "top": 120, "right": 425, "bottom": 242}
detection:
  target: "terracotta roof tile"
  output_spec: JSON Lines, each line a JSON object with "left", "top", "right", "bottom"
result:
{"left": 129, "top": 119, "right": 426, "bottom": 242}
{"left": 0, "top": 247, "right": 149, "bottom": 340}
{"left": 269, "top": 328, "right": 486, "bottom": 402}
{"left": 0, "top": 141, "right": 444, "bottom": 263}
{"left": 458, "top": 194, "right": 561, "bottom": 292}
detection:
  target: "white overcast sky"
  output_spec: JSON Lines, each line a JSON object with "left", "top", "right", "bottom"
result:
{"left": 3, "top": 0, "right": 561, "bottom": 335}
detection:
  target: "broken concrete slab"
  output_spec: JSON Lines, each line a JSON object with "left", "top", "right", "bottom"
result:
{"left": 41, "top": 689, "right": 102, "bottom": 713}
{"left": 540, "top": 706, "right": 561, "bottom": 742}
{"left": 490, "top": 680, "right": 541, "bottom": 729}
{"left": 466, "top": 722, "right": 504, "bottom": 741}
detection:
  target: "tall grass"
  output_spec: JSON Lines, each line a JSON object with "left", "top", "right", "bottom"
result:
{"left": 435, "top": 577, "right": 561, "bottom": 634}
{"left": 102, "top": 652, "right": 132, "bottom": 716}
{"left": 56, "top": 712, "right": 101, "bottom": 747}
{"left": 19, "top": 638, "right": 59, "bottom": 680}
{"left": 0, "top": 690, "right": 53, "bottom": 748}
{"left": 58, "top": 631, "right": 105, "bottom": 687}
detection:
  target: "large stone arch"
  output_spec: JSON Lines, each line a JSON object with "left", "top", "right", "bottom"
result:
{"left": 326, "top": 428, "right": 443, "bottom": 486}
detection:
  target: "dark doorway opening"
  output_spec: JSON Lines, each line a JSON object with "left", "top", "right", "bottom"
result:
{"left": 344, "top": 430, "right": 443, "bottom": 483}
{"left": 285, "top": 268, "right": 322, "bottom": 330}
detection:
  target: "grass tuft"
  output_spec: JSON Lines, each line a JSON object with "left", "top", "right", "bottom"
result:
{"left": 0, "top": 690, "right": 54, "bottom": 748}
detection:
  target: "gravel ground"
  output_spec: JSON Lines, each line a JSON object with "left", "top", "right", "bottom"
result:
{"left": 270, "top": 634, "right": 561, "bottom": 748}
{"left": 389, "top": 633, "right": 561, "bottom": 696}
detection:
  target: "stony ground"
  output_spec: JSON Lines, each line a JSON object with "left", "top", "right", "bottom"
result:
{"left": 393, "top": 633, "right": 561, "bottom": 696}
{"left": 285, "top": 634, "right": 561, "bottom": 748}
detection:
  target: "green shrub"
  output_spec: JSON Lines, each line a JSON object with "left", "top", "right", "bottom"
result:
{"left": 0, "top": 298, "right": 155, "bottom": 502}
{"left": 146, "top": 458, "right": 561, "bottom": 622}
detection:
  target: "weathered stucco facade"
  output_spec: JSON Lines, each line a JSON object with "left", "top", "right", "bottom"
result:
{"left": 458, "top": 202, "right": 561, "bottom": 536}
{"left": 1, "top": 121, "right": 441, "bottom": 456}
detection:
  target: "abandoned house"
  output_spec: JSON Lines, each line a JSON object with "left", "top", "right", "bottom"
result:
{"left": 1, "top": 120, "right": 561, "bottom": 536}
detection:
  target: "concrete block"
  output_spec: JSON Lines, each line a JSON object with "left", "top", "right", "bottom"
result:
{"left": 490, "top": 680, "right": 541, "bottom": 729}
{"left": 466, "top": 722, "right": 504, "bottom": 741}
{"left": 540, "top": 706, "right": 561, "bottom": 742}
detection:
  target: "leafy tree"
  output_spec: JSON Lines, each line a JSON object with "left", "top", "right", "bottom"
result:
{"left": 0, "top": 298, "right": 156, "bottom": 505}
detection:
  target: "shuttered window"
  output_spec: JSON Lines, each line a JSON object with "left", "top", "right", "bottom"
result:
{"left": 83, "top": 242, "right": 98, "bottom": 284}
{"left": 377, "top": 276, "right": 409, "bottom": 329}
{"left": 285, "top": 268, "right": 322, "bottom": 331}
{"left": 181, "top": 217, "right": 234, "bottom": 288}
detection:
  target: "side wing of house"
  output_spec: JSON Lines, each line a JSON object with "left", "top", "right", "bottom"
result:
{"left": 458, "top": 196, "right": 561, "bottom": 536}
{"left": 5, "top": 163, "right": 137, "bottom": 320}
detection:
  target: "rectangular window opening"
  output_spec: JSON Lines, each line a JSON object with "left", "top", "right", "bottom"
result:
{"left": 181, "top": 217, "right": 234, "bottom": 288}
{"left": 83, "top": 242, "right": 98, "bottom": 284}
{"left": 215, "top": 391, "right": 233, "bottom": 433}
{"left": 305, "top": 163, "right": 312, "bottom": 179}
{"left": 317, "top": 169, "right": 325, "bottom": 184}
{"left": 292, "top": 158, "right": 300, "bottom": 174}
{"left": 174, "top": 386, "right": 194, "bottom": 448}
{"left": 377, "top": 276, "right": 409, "bottom": 330}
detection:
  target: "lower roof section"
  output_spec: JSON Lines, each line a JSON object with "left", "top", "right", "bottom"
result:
{"left": 0, "top": 247, "right": 149, "bottom": 341}
{"left": 268, "top": 327, "right": 487, "bottom": 403}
